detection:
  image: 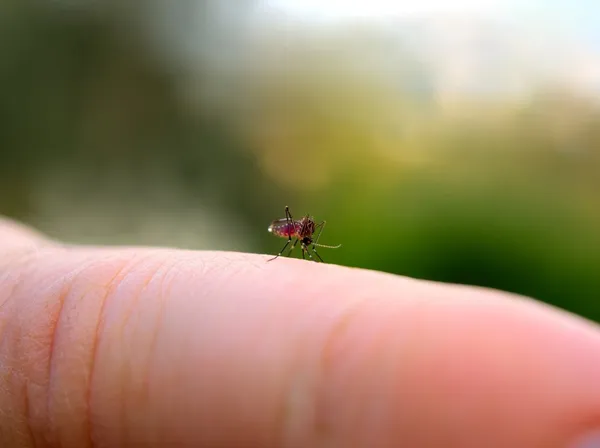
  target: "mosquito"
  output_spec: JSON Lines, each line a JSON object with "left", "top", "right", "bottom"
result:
{"left": 267, "top": 206, "right": 341, "bottom": 262}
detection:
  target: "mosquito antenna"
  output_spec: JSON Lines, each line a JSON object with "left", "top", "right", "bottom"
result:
{"left": 312, "top": 221, "right": 341, "bottom": 250}
{"left": 313, "top": 243, "right": 342, "bottom": 249}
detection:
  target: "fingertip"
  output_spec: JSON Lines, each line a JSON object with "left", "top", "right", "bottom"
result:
{"left": 3, "top": 246, "right": 600, "bottom": 447}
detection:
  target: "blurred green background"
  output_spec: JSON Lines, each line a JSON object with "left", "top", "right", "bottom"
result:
{"left": 1, "top": 1, "right": 599, "bottom": 320}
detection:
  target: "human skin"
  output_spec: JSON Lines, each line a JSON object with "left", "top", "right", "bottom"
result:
{"left": 1, "top": 216, "right": 600, "bottom": 447}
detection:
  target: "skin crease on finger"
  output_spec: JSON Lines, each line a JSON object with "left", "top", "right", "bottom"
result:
{"left": 0, "top": 228, "right": 599, "bottom": 446}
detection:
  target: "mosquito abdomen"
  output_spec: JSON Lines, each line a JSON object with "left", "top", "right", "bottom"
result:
{"left": 268, "top": 220, "right": 297, "bottom": 238}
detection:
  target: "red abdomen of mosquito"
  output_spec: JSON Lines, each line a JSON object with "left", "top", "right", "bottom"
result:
{"left": 268, "top": 220, "right": 298, "bottom": 238}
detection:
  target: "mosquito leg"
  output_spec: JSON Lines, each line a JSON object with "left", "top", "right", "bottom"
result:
{"left": 284, "top": 206, "right": 297, "bottom": 253}
{"left": 288, "top": 238, "right": 299, "bottom": 257}
{"left": 312, "top": 248, "right": 323, "bottom": 262}
{"left": 268, "top": 238, "right": 291, "bottom": 262}
{"left": 309, "top": 246, "right": 324, "bottom": 262}
{"left": 301, "top": 244, "right": 306, "bottom": 260}
{"left": 313, "top": 220, "right": 326, "bottom": 246}
{"left": 310, "top": 220, "right": 326, "bottom": 261}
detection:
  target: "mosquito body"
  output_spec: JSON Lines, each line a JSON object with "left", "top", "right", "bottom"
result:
{"left": 268, "top": 206, "right": 341, "bottom": 262}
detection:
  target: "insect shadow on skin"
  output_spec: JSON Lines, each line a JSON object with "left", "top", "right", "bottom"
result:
{"left": 267, "top": 206, "right": 341, "bottom": 262}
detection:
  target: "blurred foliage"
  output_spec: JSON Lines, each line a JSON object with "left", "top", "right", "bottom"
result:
{"left": 1, "top": 1, "right": 599, "bottom": 320}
